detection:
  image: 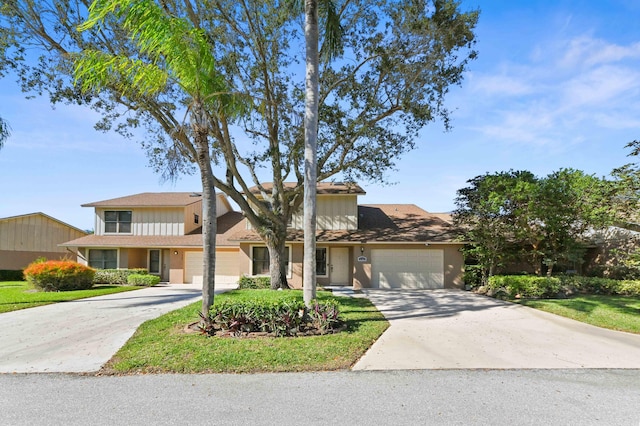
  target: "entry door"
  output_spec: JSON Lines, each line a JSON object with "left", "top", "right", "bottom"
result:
{"left": 148, "top": 249, "right": 161, "bottom": 275}
{"left": 330, "top": 247, "right": 350, "bottom": 285}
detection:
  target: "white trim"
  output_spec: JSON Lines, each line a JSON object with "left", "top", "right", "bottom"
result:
{"left": 249, "top": 244, "right": 292, "bottom": 279}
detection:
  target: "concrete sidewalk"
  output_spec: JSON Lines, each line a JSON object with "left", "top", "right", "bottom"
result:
{"left": 0, "top": 283, "right": 235, "bottom": 373}
{"left": 353, "top": 289, "right": 640, "bottom": 370}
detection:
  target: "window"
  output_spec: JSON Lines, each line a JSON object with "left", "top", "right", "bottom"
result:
{"left": 88, "top": 249, "right": 117, "bottom": 269}
{"left": 316, "top": 248, "right": 327, "bottom": 276}
{"left": 104, "top": 211, "right": 132, "bottom": 233}
{"left": 194, "top": 213, "right": 199, "bottom": 224}
{"left": 252, "top": 246, "right": 290, "bottom": 276}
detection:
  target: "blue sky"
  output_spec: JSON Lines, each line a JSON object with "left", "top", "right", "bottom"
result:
{"left": 1, "top": 0, "right": 640, "bottom": 231}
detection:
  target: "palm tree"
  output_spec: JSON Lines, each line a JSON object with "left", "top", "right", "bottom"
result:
{"left": 303, "top": 0, "right": 342, "bottom": 306}
{"left": 75, "top": 0, "right": 242, "bottom": 316}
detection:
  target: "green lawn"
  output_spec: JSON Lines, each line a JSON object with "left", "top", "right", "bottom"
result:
{"left": 103, "top": 289, "right": 389, "bottom": 374}
{"left": 0, "top": 281, "right": 144, "bottom": 313}
{"left": 517, "top": 295, "right": 640, "bottom": 334}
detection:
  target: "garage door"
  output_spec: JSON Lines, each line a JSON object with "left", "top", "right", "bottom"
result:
{"left": 184, "top": 250, "right": 239, "bottom": 284}
{"left": 371, "top": 249, "right": 444, "bottom": 289}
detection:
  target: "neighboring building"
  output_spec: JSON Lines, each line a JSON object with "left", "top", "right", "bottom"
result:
{"left": 0, "top": 212, "right": 87, "bottom": 270}
{"left": 61, "top": 184, "right": 465, "bottom": 289}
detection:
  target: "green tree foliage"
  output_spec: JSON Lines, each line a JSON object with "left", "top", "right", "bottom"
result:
{"left": 454, "top": 169, "right": 614, "bottom": 283}
{"left": 0, "top": 116, "right": 9, "bottom": 147}
{"left": 0, "top": 0, "right": 479, "bottom": 289}
{"left": 611, "top": 140, "right": 640, "bottom": 225}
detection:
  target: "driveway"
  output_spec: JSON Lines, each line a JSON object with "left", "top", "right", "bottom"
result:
{"left": 352, "top": 289, "right": 640, "bottom": 370}
{"left": 0, "top": 283, "right": 235, "bottom": 373}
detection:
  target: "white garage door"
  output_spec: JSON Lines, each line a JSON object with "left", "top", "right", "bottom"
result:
{"left": 184, "top": 250, "right": 239, "bottom": 284}
{"left": 371, "top": 249, "right": 444, "bottom": 289}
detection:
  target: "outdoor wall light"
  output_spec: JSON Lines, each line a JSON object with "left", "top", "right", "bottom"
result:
{"left": 360, "top": 246, "right": 365, "bottom": 254}
{"left": 174, "top": 251, "right": 178, "bottom": 255}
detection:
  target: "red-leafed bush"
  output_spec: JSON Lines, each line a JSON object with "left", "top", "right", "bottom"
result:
{"left": 23, "top": 260, "right": 95, "bottom": 291}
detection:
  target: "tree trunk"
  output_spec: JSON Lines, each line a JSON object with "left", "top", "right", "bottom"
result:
{"left": 192, "top": 102, "right": 217, "bottom": 317}
{"left": 264, "top": 225, "right": 289, "bottom": 289}
{"left": 303, "top": 0, "right": 319, "bottom": 305}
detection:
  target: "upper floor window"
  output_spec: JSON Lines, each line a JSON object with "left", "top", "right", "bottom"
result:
{"left": 105, "top": 211, "right": 132, "bottom": 233}
{"left": 194, "top": 213, "right": 199, "bottom": 224}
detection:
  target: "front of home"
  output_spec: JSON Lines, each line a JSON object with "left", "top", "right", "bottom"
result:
{"left": 62, "top": 184, "right": 464, "bottom": 289}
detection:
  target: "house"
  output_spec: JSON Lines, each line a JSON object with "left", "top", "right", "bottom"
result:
{"left": 60, "top": 192, "right": 245, "bottom": 284}
{"left": 234, "top": 183, "right": 464, "bottom": 289}
{"left": 0, "top": 212, "right": 87, "bottom": 270}
{"left": 61, "top": 184, "right": 465, "bottom": 289}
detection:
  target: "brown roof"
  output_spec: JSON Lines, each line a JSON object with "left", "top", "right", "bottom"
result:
{"left": 82, "top": 192, "right": 204, "bottom": 208}
{"left": 246, "top": 182, "right": 366, "bottom": 196}
{"left": 229, "top": 204, "right": 460, "bottom": 243}
{"left": 61, "top": 212, "right": 246, "bottom": 248}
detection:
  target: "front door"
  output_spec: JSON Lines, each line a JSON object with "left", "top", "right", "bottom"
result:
{"left": 330, "top": 247, "right": 350, "bottom": 285}
{"left": 148, "top": 249, "right": 161, "bottom": 276}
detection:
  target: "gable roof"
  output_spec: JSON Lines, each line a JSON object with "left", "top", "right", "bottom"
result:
{"left": 82, "top": 192, "right": 205, "bottom": 208}
{"left": 0, "top": 212, "right": 87, "bottom": 235}
{"left": 230, "top": 204, "right": 459, "bottom": 243}
{"left": 247, "top": 182, "right": 366, "bottom": 196}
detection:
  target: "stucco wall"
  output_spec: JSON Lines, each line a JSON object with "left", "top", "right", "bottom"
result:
{"left": 0, "top": 250, "right": 77, "bottom": 270}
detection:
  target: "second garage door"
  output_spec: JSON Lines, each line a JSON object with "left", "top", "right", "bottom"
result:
{"left": 371, "top": 249, "right": 444, "bottom": 289}
{"left": 184, "top": 250, "right": 239, "bottom": 284}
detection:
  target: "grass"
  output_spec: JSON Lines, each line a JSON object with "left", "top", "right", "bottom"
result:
{"left": 517, "top": 295, "right": 640, "bottom": 334}
{"left": 103, "top": 289, "right": 389, "bottom": 374}
{"left": 0, "top": 281, "right": 144, "bottom": 313}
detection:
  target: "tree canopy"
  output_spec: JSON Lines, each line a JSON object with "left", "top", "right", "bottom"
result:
{"left": 1, "top": 0, "right": 479, "bottom": 289}
{"left": 454, "top": 169, "right": 615, "bottom": 283}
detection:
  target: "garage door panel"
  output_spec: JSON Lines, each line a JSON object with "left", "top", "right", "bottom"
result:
{"left": 372, "top": 249, "right": 444, "bottom": 289}
{"left": 184, "top": 250, "right": 239, "bottom": 284}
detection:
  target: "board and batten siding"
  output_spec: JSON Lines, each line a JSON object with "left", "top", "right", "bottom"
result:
{"left": 183, "top": 200, "right": 203, "bottom": 235}
{"left": 0, "top": 214, "right": 85, "bottom": 252}
{"left": 289, "top": 195, "right": 358, "bottom": 230}
{"left": 94, "top": 207, "right": 185, "bottom": 236}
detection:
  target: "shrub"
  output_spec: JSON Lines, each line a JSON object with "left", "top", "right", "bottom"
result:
{"left": 24, "top": 260, "right": 95, "bottom": 291}
{"left": 93, "top": 268, "right": 148, "bottom": 285}
{"left": 487, "top": 275, "right": 561, "bottom": 299}
{"left": 206, "top": 291, "right": 343, "bottom": 337}
{"left": 237, "top": 275, "right": 271, "bottom": 289}
{"left": 127, "top": 274, "right": 161, "bottom": 286}
{"left": 0, "top": 270, "right": 24, "bottom": 281}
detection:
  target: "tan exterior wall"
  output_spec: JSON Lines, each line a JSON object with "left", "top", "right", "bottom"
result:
{"left": 94, "top": 207, "right": 185, "bottom": 236}
{"left": 126, "top": 248, "right": 147, "bottom": 269}
{"left": 0, "top": 250, "right": 77, "bottom": 270}
{"left": 183, "top": 201, "right": 203, "bottom": 235}
{"left": 289, "top": 195, "right": 358, "bottom": 230}
{"left": 169, "top": 248, "right": 185, "bottom": 284}
{"left": 237, "top": 242, "right": 464, "bottom": 290}
{"left": 0, "top": 214, "right": 85, "bottom": 253}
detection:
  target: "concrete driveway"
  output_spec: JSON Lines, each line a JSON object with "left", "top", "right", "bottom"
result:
{"left": 352, "top": 289, "right": 640, "bottom": 370}
{"left": 0, "top": 283, "right": 234, "bottom": 373}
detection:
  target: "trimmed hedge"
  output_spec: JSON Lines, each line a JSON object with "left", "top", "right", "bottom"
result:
{"left": 93, "top": 268, "right": 148, "bottom": 285}
{"left": 0, "top": 270, "right": 24, "bottom": 281}
{"left": 484, "top": 275, "right": 640, "bottom": 299}
{"left": 237, "top": 275, "right": 271, "bottom": 289}
{"left": 127, "top": 274, "right": 161, "bottom": 286}
{"left": 205, "top": 291, "right": 343, "bottom": 337}
{"left": 24, "top": 260, "right": 95, "bottom": 291}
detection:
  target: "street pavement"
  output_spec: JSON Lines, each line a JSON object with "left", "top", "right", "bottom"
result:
{"left": 1, "top": 370, "right": 639, "bottom": 425}
{"left": 0, "top": 283, "right": 235, "bottom": 373}
{"left": 353, "top": 289, "right": 640, "bottom": 369}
